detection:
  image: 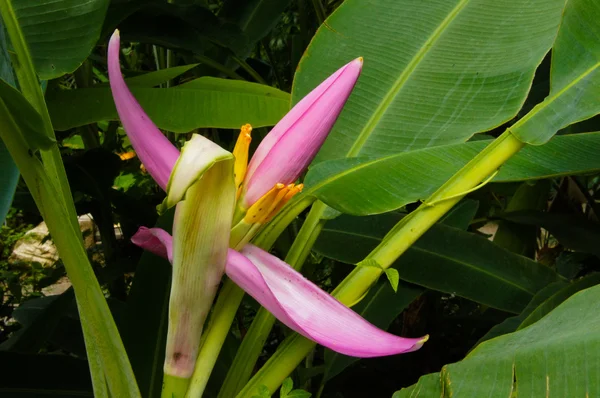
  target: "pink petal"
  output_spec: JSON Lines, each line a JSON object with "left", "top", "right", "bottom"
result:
{"left": 131, "top": 226, "right": 173, "bottom": 263}
{"left": 225, "top": 244, "right": 427, "bottom": 357}
{"left": 108, "top": 30, "right": 180, "bottom": 191}
{"left": 242, "top": 58, "right": 363, "bottom": 208}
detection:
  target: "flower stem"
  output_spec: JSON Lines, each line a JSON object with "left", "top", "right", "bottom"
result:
{"left": 162, "top": 374, "right": 190, "bottom": 398}
{"left": 236, "top": 130, "right": 525, "bottom": 397}
{"left": 0, "top": 3, "right": 140, "bottom": 396}
{"left": 185, "top": 197, "right": 316, "bottom": 397}
{"left": 218, "top": 202, "right": 328, "bottom": 398}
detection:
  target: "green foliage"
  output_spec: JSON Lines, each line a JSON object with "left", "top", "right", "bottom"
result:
{"left": 511, "top": 0, "right": 600, "bottom": 144}
{"left": 302, "top": 133, "right": 600, "bottom": 215}
{"left": 293, "top": 0, "right": 565, "bottom": 160}
{"left": 1, "top": 0, "right": 600, "bottom": 397}
{"left": 279, "top": 378, "right": 311, "bottom": 398}
{"left": 47, "top": 77, "right": 290, "bottom": 132}
{"left": 12, "top": 0, "right": 109, "bottom": 79}
{"left": 394, "top": 283, "right": 600, "bottom": 397}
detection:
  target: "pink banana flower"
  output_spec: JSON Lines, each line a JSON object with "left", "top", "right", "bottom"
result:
{"left": 108, "top": 28, "right": 426, "bottom": 380}
{"left": 133, "top": 228, "right": 428, "bottom": 357}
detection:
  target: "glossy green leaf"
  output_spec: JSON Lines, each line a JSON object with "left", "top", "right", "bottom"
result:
{"left": 117, "top": 64, "right": 199, "bottom": 88}
{"left": 46, "top": 77, "right": 290, "bottom": 132}
{"left": 0, "top": 27, "right": 18, "bottom": 224}
{"left": 395, "top": 283, "right": 600, "bottom": 397}
{"left": 492, "top": 181, "right": 550, "bottom": 257}
{"left": 292, "top": 0, "right": 566, "bottom": 162}
{"left": 314, "top": 214, "right": 562, "bottom": 313}
{"left": 512, "top": 0, "right": 600, "bottom": 144}
{"left": 12, "top": 0, "right": 109, "bottom": 79}
{"left": 323, "top": 281, "right": 424, "bottom": 382}
{"left": 476, "top": 281, "right": 567, "bottom": 344}
{"left": 0, "top": 290, "right": 74, "bottom": 353}
{"left": 0, "top": 79, "right": 54, "bottom": 149}
{"left": 518, "top": 273, "right": 600, "bottom": 329}
{"left": 303, "top": 132, "right": 600, "bottom": 215}
{"left": 0, "top": 139, "right": 18, "bottom": 223}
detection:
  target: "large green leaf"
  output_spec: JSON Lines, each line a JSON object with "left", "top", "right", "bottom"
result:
{"left": 12, "top": 0, "right": 109, "bottom": 79}
{"left": 492, "top": 181, "right": 550, "bottom": 257}
{"left": 120, "top": 212, "right": 173, "bottom": 398}
{"left": 0, "top": 139, "right": 19, "bottom": 223}
{"left": 314, "top": 214, "right": 562, "bottom": 313}
{"left": 323, "top": 281, "right": 424, "bottom": 382}
{"left": 46, "top": 77, "right": 290, "bottom": 132}
{"left": 476, "top": 281, "right": 567, "bottom": 344}
{"left": 0, "top": 78, "right": 54, "bottom": 149}
{"left": 118, "top": 64, "right": 200, "bottom": 88}
{"left": 0, "top": 27, "right": 18, "bottom": 224}
{"left": 518, "top": 273, "right": 600, "bottom": 329}
{"left": 0, "top": 290, "right": 74, "bottom": 353}
{"left": 302, "top": 132, "right": 600, "bottom": 215}
{"left": 292, "top": 0, "right": 566, "bottom": 162}
{"left": 512, "top": 0, "right": 600, "bottom": 144}
{"left": 121, "top": 252, "right": 171, "bottom": 398}
{"left": 394, "top": 283, "right": 600, "bottom": 397}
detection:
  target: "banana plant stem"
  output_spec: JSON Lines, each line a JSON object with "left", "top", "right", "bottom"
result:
{"left": 217, "top": 202, "right": 328, "bottom": 398}
{"left": 185, "top": 197, "right": 314, "bottom": 396}
{"left": 0, "top": 3, "right": 139, "bottom": 395}
{"left": 236, "top": 130, "right": 525, "bottom": 397}
{"left": 0, "top": 104, "right": 140, "bottom": 397}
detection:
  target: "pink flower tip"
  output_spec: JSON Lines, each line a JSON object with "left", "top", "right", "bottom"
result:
{"left": 131, "top": 226, "right": 173, "bottom": 263}
{"left": 240, "top": 57, "right": 363, "bottom": 209}
{"left": 107, "top": 29, "right": 180, "bottom": 191}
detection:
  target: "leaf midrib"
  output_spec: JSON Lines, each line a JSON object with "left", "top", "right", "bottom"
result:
{"left": 321, "top": 227, "right": 536, "bottom": 295}
{"left": 345, "top": 0, "right": 471, "bottom": 157}
{"left": 513, "top": 62, "right": 600, "bottom": 130}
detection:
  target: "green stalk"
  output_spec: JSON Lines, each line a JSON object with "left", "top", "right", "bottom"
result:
{"left": 185, "top": 197, "right": 314, "bottom": 396}
{"left": 236, "top": 131, "right": 525, "bottom": 396}
{"left": 218, "top": 202, "right": 328, "bottom": 398}
{"left": 0, "top": 101, "right": 140, "bottom": 397}
{"left": 0, "top": 3, "right": 139, "bottom": 395}
{"left": 163, "top": 375, "right": 189, "bottom": 398}
{"left": 0, "top": 1, "right": 78, "bottom": 231}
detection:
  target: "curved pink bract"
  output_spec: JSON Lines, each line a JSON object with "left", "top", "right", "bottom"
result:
{"left": 227, "top": 245, "right": 427, "bottom": 357}
{"left": 108, "top": 30, "right": 180, "bottom": 191}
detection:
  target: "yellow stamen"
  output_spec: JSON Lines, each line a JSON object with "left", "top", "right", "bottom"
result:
{"left": 265, "top": 184, "right": 304, "bottom": 222}
{"left": 244, "top": 183, "right": 285, "bottom": 224}
{"left": 233, "top": 124, "right": 252, "bottom": 199}
{"left": 244, "top": 183, "right": 304, "bottom": 224}
{"left": 118, "top": 151, "right": 136, "bottom": 161}
{"left": 264, "top": 184, "right": 292, "bottom": 217}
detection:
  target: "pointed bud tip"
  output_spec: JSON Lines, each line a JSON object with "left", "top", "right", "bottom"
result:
{"left": 356, "top": 56, "right": 363, "bottom": 64}
{"left": 412, "top": 335, "right": 429, "bottom": 351}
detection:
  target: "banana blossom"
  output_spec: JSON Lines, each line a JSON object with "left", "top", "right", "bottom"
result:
{"left": 108, "top": 30, "right": 426, "bottom": 380}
